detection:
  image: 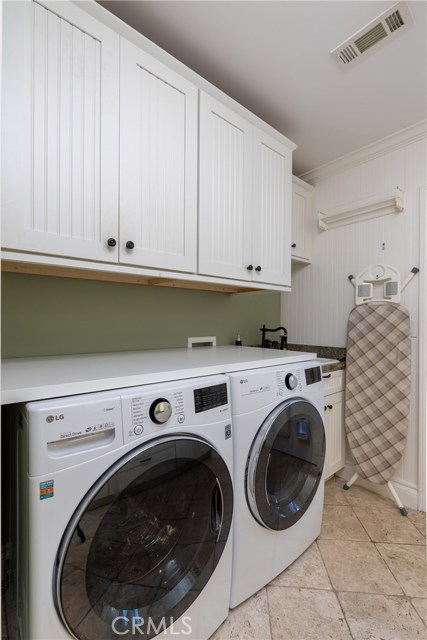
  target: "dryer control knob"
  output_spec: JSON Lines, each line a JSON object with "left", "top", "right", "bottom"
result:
{"left": 285, "top": 373, "right": 298, "bottom": 390}
{"left": 150, "top": 398, "right": 172, "bottom": 424}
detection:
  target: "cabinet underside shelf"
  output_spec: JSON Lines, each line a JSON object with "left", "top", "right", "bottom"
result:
{"left": 1, "top": 259, "right": 284, "bottom": 295}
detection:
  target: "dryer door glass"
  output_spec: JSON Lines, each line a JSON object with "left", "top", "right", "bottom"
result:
{"left": 246, "top": 398, "right": 325, "bottom": 530}
{"left": 54, "top": 436, "right": 233, "bottom": 639}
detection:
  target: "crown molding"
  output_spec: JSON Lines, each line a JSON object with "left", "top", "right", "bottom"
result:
{"left": 299, "top": 120, "right": 427, "bottom": 185}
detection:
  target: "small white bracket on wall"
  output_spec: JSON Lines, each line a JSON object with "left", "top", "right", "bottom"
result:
{"left": 318, "top": 187, "right": 405, "bottom": 231}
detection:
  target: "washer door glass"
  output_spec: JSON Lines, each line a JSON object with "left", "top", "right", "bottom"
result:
{"left": 246, "top": 398, "right": 325, "bottom": 530}
{"left": 54, "top": 436, "right": 233, "bottom": 639}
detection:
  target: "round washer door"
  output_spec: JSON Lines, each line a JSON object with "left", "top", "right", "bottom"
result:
{"left": 246, "top": 398, "right": 325, "bottom": 530}
{"left": 54, "top": 436, "right": 233, "bottom": 639}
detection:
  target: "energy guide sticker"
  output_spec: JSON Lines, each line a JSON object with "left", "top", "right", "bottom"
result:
{"left": 39, "top": 480, "right": 54, "bottom": 500}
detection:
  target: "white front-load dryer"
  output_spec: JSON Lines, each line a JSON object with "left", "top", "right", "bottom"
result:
{"left": 14, "top": 375, "right": 233, "bottom": 640}
{"left": 228, "top": 361, "right": 325, "bottom": 607}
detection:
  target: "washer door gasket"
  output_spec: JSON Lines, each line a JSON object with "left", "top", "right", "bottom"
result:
{"left": 246, "top": 398, "right": 325, "bottom": 530}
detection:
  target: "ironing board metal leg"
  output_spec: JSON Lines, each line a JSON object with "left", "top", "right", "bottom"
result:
{"left": 343, "top": 472, "right": 359, "bottom": 490}
{"left": 387, "top": 481, "right": 408, "bottom": 516}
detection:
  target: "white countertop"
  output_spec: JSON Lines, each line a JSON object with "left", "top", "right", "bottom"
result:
{"left": 1, "top": 346, "right": 316, "bottom": 405}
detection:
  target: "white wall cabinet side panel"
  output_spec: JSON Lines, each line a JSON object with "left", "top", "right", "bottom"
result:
{"left": 1, "top": 1, "right": 119, "bottom": 261}
{"left": 199, "top": 92, "right": 253, "bottom": 281}
{"left": 323, "top": 391, "right": 346, "bottom": 480}
{"left": 292, "top": 177, "right": 314, "bottom": 263}
{"left": 252, "top": 129, "right": 292, "bottom": 287}
{"left": 120, "top": 39, "right": 198, "bottom": 272}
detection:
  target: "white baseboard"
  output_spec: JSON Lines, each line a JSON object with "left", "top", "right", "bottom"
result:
{"left": 336, "top": 465, "right": 420, "bottom": 511}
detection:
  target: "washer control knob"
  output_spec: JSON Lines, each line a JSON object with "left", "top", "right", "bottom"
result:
{"left": 285, "top": 373, "right": 298, "bottom": 390}
{"left": 149, "top": 398, "right": 172, "bottom": 424}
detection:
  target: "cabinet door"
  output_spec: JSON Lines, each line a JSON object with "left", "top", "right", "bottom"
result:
{"left": 120, "top": 39, "right": 198, "bottom": 272}
{"left": 1, "top": 1, "right": 119, "bottom": 261}
{"left": 199, "top": 92, "right": 253, "bottom": 281}
{"left": 252, "top": 129, "right": 292, "bottom": 287}
{"left": 323, "top": 392, "right": 346, "bottom": 480}
{"left": 291, "top": 179, "right": 313, "bottom": 262}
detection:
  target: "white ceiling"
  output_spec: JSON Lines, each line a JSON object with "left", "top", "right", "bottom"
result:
{"left": 97, "top": 1, "right": 427, "bottom": 176}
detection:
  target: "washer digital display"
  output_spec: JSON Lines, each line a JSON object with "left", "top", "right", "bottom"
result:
{"left": 304, "top": 366, "right": 321, "bottom": 386}
{"left": 194, "top": 383, "right": 228, "bottom": 413}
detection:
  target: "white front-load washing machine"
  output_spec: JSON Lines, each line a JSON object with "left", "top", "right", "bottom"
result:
{"left": 227, "top": 360, "right": 325, "bottom": 607}
{"left": 14, "top": 375, "right": 233, "bottom": 640}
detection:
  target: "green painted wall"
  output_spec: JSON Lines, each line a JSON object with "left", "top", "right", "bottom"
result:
{"left": 1, "top": 273, "right": 281, "bottom": 358}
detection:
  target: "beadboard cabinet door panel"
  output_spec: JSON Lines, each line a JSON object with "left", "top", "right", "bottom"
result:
{"left": 252, "top": 129, "right": 292, "bottom": 287}
{"left": 323, "top": 391, "right": 346, "bottom": 480}
{"left": 120, "top": 39, "right": 198, "bottom": 272}
{"left": 1, "top": 0, "right": 119, "bottom": 262}
{"left": 292, "top": 177, "right": 314, "bottom": 263}
{"left": 198, "top": 92, "right": 253, "bottom": 281}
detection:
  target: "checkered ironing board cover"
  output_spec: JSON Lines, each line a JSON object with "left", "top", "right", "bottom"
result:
{"left": 345, "top": 302, "right": 411, "bottom": 484}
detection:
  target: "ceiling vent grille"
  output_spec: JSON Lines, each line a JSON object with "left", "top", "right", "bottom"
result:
{"left": 331, "top": 1, "right": 414, "bottom": 68}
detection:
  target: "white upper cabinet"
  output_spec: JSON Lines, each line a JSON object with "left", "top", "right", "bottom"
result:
{"left": 1, "top": 1, "right": 119, "bottom": 262}
{"left": 252, "top": 129, "right": 292, "bottom": 286}
{"left": 199, "top": 92, "right": 292, "bottom": 287}
{"left": 119, "top": 39, "right": 198, "bottom": 272}
{"left": 291, "top": 176, "right": 314, "bottom": 263}
{"left": 1, "top": 1, "right": 296, "bottom": 291}
{"left": 198, "top": 92, "right": 253, "bottom": 281}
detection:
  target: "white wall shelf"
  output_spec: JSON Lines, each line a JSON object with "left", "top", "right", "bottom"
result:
{"left": 318, "top": 187, "right": 404, "bottom": 231}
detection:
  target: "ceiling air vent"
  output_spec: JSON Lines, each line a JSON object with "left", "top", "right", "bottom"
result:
{"left": 331, "top": 1, "right": 414, "bottom": 68}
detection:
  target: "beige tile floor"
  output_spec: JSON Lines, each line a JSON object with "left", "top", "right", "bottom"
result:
{"left": 211, "top": 477, "right": 426, "bottom": 640}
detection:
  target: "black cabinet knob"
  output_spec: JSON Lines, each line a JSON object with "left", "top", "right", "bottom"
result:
{"left": 324, "top": 405, "right": 327, "bottom": 412}
{"left": 246, "top": 264, "right": 254, "bottom": 271}
{"left": 107, "top": 238, "right": 117, "bottom": 247}
{"left": 126, "top": 241, "right": 135, "bottom": 250}
{"left": 291, "top": 243, "right": 296, "bottom": 248}
{"left": 255, "top": 266, "right": 262, "bottom": 272}
{"left": 328, "top": 404, "right": 333, "bottom": 410}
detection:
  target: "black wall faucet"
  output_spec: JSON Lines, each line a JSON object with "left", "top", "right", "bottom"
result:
{"left": 260, "top": 325, "right": 288, "bottom": 350}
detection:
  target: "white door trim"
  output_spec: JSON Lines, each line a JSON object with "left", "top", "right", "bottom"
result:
{"left": 419, "top": 187, "right": 427, "bottom": 511}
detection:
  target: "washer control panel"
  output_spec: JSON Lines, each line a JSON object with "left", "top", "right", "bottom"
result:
{"left": 228, "top": 361, "right": 323, "bottom": 414}
{"left": 120, "top": 375, "right": 230, "bottom": 444}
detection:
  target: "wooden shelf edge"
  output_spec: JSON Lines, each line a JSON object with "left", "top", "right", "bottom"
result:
{"left": 1, "top": 260, "right": 264, "bottom": 294}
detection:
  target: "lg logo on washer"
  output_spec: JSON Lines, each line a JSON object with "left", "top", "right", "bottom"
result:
{"left": 46, "top": 414, "right": 64, "bottom": 423}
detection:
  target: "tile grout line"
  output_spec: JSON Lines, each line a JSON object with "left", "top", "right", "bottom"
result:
{"left": 315, "top": 538, "right": 356, "bottom": 640}
{"left": 322, "top": 481, "right": 427, "bottom": 632}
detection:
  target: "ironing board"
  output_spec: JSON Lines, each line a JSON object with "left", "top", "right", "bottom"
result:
{"left": 345, "top": 303, "right": 411, "bottom": 483}
{"left": 342, "top": 264, "right": 418, "bottom": 515}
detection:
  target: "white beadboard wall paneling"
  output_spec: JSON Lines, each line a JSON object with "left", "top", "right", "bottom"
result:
{"left": 282, "top": 136, "right": 426, "bottom": 504}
